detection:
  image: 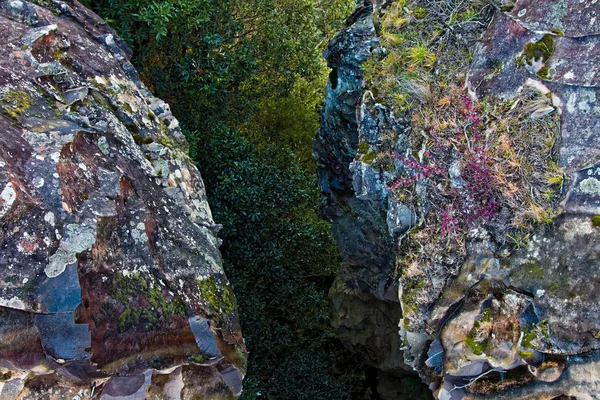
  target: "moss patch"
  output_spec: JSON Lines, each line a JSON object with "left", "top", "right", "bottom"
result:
{"left": 189, "top": 353, "right": 208, "bottom": 363}
{"left": 465, "top": 308, "right": 493, "bottom": 355}
{"left": 1, "top": 90, "right": 32, "bottom": 120}
{"left": 520, "top": 320, "right": 549, "bottom": 352}
{"left": 112, "top": 272, "right": 187, "bottom": 332}
{"left": 357, "top": 141, "right": 370, "bottom": 155}
{"left": 524, "top": 35, "right": 555, "bottom": 64}
{"left": 522, "top": 260, "right": 544, "bottom": 280}
{"left": 517, "top": 35, "right": 555, "bottom": 79}
{"left": 361, "top": 149, "right": 377, "bottom": 164}
{"left": 592, "top": 215, "right": 600, "bottom": 227}
{"left": 401, "top": 275, "right": 426, "bottom": 317}
{"left": 197, "top": 277, "right": 237, "bottom": 315}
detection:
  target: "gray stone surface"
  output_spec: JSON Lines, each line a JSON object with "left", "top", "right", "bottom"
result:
{"left": 314, "top": 2, "right": 428, "bottom": 397}
{"left": 507, "top": 0, "right": 600, "bottom": 37}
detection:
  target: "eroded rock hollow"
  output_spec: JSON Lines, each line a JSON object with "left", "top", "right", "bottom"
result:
{"left": 0, "top": 1, "right": 246, "bottom": 398}
{"left": 316, "top": 0, "right": 600, "bottom": 398}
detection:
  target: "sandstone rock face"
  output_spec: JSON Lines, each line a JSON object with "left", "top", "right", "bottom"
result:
{"left": 317, "top": 0, "right": 600, "bottom": 398}
{"left": 0, "top": 1, "right": 246, "bottom": 398}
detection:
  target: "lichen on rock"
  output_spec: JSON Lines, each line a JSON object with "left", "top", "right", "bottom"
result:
{"left": 0, "top": 0, "right": 246, "bottom": 398}
{"left": 317, "top": 0, "right": 600, "bottom": 398}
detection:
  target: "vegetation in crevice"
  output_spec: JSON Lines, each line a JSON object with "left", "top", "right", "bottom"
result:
{"left": 519, "top": 319, "right": 549, "bottom": 354}
{"left": 195, "top": 129, "right": 373, "bottom": 398}
{"left": 465, "top": 307, "right": 493, "bottom": 355}
{"left": 1, "top": 90, "right": 32, "bottom": 120}
{"left": 362, "top": 1, "right": 562, "bottom": 334}
{"left": 516, "top": 34, "right": 555, "bottom": 79}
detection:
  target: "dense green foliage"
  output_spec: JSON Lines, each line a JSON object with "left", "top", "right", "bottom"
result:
{"left": 195, "top": 129, "right": 369, "bottom": 398}
{"left": 85, "top": 0, "right": 375, "bottom": 398}
{"left": 86, "top": 0, "right": 352, "bottom": 170}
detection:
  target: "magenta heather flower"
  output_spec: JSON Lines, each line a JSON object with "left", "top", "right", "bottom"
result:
{"left": 388, "top": 93, "right": 499, "bottom": 234}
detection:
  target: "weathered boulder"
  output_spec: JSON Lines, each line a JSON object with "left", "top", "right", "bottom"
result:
{"left": 317, "top": 0, "right": 600, "bottom": 398}
{"left": 0, "top": 0, "right": 246, "bottom": 398}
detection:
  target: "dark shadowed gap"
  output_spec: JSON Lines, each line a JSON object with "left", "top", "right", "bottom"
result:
{"left": 330, "top": 67, "right": 339, "bottom": 89}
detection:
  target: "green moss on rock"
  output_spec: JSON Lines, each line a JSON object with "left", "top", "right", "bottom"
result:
{"left": 361, "top": 149, "right": 377, "bottom": 164}
{"left": 222, "top": 285, "right": 236, "bottom": 312}
{"left": 524, "top": 35, "right": 555, "bottom": 64}
{"left": 522, "top": 260, "right": 544, "bottom": 279}
{"left": 112, "top": 272, "right": 187, "bottom": 332}
{"left": 465, "top": 308, "right": 493, "bottom": 356}
{"left": 520, "top": 320, "right": 549, "bottom": 352}
{"left": 537, "top": 65, "right": 551, "bottom": 79}
{"left": 517, "top": 35, "right": 555, "bottom": 79}
{"left": 401, "top": 276, "right": 426, "bottom": 317}
{"left": 197, "top": 277, "right": 237, "bottom": 314}
{"left": 357, "top": 141, "right": 369, "bottom": 155}
{"left": 1, "top": 90, "right": 32, "bottom": 120}
{"left": 189, "top": 354, "right": 207, "bottom": 363}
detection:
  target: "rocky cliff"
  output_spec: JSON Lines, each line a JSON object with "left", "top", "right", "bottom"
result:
{"left": 315, "top": 3, "right": 430, "bottom": 398}
{"left": 0, "top": 1, "right": 246, "bottom": 398}
{"left": 316, "top": 0, "right": 600, "bottom": 398}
